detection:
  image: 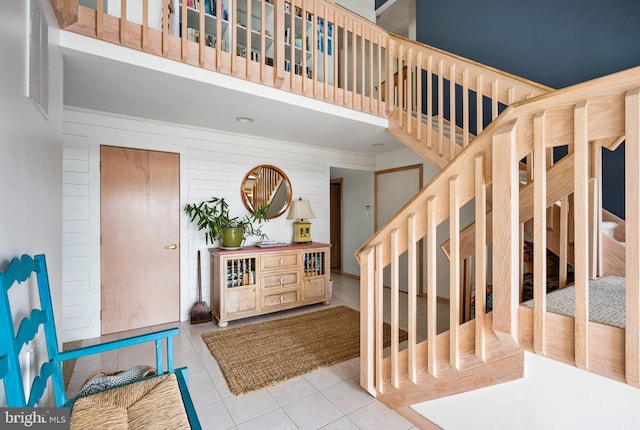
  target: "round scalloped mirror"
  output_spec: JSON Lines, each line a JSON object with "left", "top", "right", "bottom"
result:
{"left": 241, "top": 165, "right": 292, "bottom": 219}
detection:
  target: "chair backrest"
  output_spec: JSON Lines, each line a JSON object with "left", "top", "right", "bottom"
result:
{"left": 0, "top": 254, "right": 66, "bottom": 407}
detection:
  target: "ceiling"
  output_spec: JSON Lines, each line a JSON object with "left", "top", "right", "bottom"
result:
{"left": 60, "top": 32, "right": 405, "bottom": 156}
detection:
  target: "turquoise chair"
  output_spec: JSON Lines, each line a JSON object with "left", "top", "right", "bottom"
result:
{"left": 0, "top": 254, "right": 201, "bottom": 428}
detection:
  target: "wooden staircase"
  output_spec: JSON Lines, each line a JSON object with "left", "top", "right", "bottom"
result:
{"left": 358, "top": 65, "right": 640, "bottom": 420}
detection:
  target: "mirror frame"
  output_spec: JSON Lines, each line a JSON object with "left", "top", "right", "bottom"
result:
{"left": 241, "top": 165, "right": 293, "bottom": 219}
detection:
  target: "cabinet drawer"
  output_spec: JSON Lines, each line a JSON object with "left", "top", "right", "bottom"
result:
{"left": 261, "top": 272, "right": 299, "bottom": 290}
{"left": 261, "top": 252, "right": 299, "bottom": 271}
{"left": 261, "top": 290, "right": 299, "bottom": 310}
{"left": 303, "top": 277, "right": 327, "bottom": 301}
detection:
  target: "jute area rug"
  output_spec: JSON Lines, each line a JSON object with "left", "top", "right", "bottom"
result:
{"left": 202, "top": 305, "right": 408, "bottom": 396}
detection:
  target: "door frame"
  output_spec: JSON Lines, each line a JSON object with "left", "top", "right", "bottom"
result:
{"left": 330, "top": 178, "right": 343, "bottom": 273}
{"left": 88, "top": 139, "right": 190, "bottom": 336}
{"left": 374, "top": 163, "right": 424, "bottom": 295}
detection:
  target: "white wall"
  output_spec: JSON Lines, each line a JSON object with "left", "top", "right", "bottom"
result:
{"left": 0, "top": 0, "right": 64, "bottom": 406}
{"left": 335, "top": 0, "right": 376, "bottom": 22}
{"left": 62, "top": 108, "right": 375, "bottom": 342}
{"left": 340, "top": 171, "right": 375, "bottom": 276}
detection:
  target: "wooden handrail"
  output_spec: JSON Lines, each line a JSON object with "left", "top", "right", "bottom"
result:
{"left": 50, "top": 0, "right": 79, "bottom": 28}
{"left": 440, "top": 154, "right": 576, "bottom": 261}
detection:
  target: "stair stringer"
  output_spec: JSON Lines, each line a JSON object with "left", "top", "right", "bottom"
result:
{"left": 376, "top": 314, "right": 524, "bottom": 411}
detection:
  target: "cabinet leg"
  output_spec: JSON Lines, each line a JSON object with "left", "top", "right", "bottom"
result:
{"left": 217, "top": 320, "right": 229, "bottom": 328}
{"left": 323, "top": 300, "right": 330, "bottom": 305}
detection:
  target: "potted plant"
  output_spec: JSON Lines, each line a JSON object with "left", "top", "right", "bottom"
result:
{"left": 184, "top": 196, "right": 270, "bottom": 248}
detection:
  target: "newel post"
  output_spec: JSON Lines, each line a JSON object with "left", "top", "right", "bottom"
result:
{"left": 491, "top": 120, "right": 520, "bottom": 344}
{"left": 626, "top": 88, "right": 640, "bottom": 386}
{"left": 359, "top": 246, "right": 376, "bottom": 396}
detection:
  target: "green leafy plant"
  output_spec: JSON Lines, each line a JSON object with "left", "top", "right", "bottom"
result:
{"left": 184, "top": 196, "right": 270, "bottom": 245}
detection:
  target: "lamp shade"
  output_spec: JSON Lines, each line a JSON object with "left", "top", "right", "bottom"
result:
{"left": 287, "top": 198, "right": 315, "bottom": 220}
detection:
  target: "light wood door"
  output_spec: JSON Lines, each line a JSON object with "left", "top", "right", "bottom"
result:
{"left": 100, "top": 146, "right": 180, "bottom": 335}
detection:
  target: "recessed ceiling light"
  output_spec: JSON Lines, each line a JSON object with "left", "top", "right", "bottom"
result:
{"left": 236, "top": 116, "right": 254, "bottom": 124}
{"left": 371, "top": 143, "right": 385, "bottom": 148}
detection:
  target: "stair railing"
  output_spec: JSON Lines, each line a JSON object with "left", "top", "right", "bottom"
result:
{"left": 440, "top": 157, "right": 580, "bottom": 322}
{"left": 357, "top": 65, "right": 640, "bottom": 401}
{"left": 493, "top": 68, "right": 638, "bottom": 385}
{"left": 385, "top": 34, "right": 551, "bottom": 168}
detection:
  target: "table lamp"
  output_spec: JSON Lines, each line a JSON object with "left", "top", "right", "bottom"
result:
{"left": 287, "top": 197, "right": 315, "bottom": 243}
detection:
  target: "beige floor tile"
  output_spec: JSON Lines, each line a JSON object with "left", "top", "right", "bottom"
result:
{"left": 222, "top": 389, "right": 279, "bottom": 425}
{"left": 237, "top": 409, "right": 298, "bottom": 430}
{"left": 283, "top": 392, "right": 344, "bottom": 430}
{"left": 321, "top": 378, "right": 376, "bottom": 414}
{"left": 267, "top": 376, "right": 318, "bottom": 406}
{"left": 347, "top": 400, "right": 414, "bottom": 430}
{"left": 195, "top": 399, "right": 236, "bottom": 430}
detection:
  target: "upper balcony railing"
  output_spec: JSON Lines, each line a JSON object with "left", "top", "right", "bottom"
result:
{"left": 59, "top": 0, "right": 388, "bottom": 117}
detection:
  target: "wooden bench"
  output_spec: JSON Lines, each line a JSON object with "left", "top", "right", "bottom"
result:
{"left": 0, "top": 254, "right": 201, "bottom": 429}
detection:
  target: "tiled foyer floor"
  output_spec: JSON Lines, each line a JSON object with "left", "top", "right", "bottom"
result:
{"left": 66, "top": 274, "right": 449, "bottom": 429}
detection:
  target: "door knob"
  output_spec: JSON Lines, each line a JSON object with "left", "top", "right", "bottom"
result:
{"left": 164, "top": 243, "right": 177, "bottom": 250}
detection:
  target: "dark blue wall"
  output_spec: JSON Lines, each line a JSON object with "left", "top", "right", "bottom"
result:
{"left": 416, "top": 0, "right": 640, "bottom": 217}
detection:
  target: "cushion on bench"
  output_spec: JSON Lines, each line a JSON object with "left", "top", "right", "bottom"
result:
{"left": 69, "top": 373, "right": 191, "bottom": 430}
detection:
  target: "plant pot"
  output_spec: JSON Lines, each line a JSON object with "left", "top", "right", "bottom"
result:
{"left": 221, "top": 227, "right": 244, "bottom": 248}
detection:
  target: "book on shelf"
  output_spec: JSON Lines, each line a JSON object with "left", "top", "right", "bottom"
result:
{"left": 186, "top": 0, "right": 219, "bottom": 17}
{"left": 204, "top": 0, "right": 215, "bottom": 15}
{"left": 186, "top": 27, "right": 200, "bottom": 42}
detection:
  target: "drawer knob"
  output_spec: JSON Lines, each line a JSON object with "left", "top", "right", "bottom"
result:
{"left": 279, "top": 258, "right": 284, "bottom": 266}
{"left": 280, "top": 295, "right": 284, "bottom": 304}
{"left": 279, "top": 277, "right": 284, "bottom": 285}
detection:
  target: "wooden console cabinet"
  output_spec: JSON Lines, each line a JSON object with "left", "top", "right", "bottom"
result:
{"left": 209, "top": 243, "right": 331, "bottom": 327}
